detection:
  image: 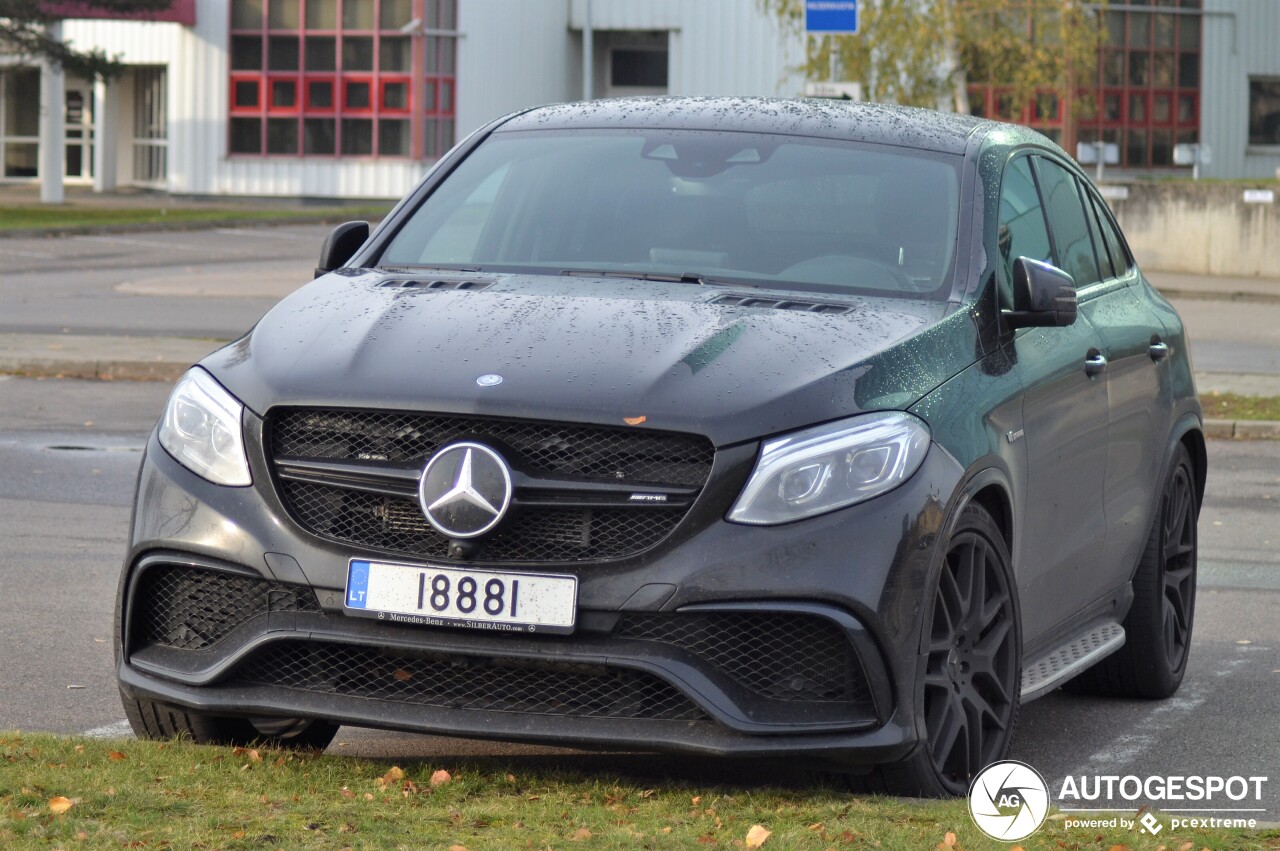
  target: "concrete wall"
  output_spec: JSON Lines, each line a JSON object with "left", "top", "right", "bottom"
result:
{"left": 1106, "top": 183, "right": 1280, "bottom": 277}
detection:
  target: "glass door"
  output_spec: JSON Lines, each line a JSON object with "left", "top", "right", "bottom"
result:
{"left": 64, "top": 83, "right": 95, "bottom": 181}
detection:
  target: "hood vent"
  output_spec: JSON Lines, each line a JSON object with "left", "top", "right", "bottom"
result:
{"left": 378, "top": 278, "right": 495, "bottom": 291}
{"left": 710, "top": 293, "right": 855, "bottom": 315}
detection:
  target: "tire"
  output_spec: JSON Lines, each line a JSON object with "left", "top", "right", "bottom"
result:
{"left": 1068, "top": 443, "right": 1197, "bottom": 699}
{"left": 122, "top": 692, "right": 339, "bottom": 750}
{"left": 850, "top": 504, "right": 1022, "bottom": 797}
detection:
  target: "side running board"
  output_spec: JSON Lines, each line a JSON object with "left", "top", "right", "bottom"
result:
{"left": 1020, "top": 622, "right": 1126, "bottom": 702}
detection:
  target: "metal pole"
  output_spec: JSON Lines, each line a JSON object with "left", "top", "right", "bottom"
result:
{"left": 1095, "top": 142, "right": 1104, "bottom": 184}
{"left": 582, "top": 0, "right": 593, "bottom": 101}
{"left": 829, "top": 37, "right": 838, "bottom": 82}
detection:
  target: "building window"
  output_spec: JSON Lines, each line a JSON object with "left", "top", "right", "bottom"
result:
{"left": 1, "top": 68, "right": 41, "bottom": 178}
{"left": 228, "top": 0, "right": 456, "bottom": 159}
{"left": 1249, "top": 79, "right": 1280, "bottom": 145}
{"left": 1078, "top": 2, "right": 1201, "bottom": 168}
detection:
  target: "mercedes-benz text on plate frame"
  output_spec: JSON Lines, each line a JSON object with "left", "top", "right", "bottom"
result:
{"left": 346, "top": 559, "right": 578, "bottom": 634}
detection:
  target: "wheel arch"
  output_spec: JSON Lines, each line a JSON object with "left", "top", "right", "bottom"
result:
{"left": 1177, "top": 422, "right": 1207, "bottom": 513}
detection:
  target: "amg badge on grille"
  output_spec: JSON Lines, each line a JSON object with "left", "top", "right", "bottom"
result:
{"left": 417, "top": 442, "right": 513, "bottom": 538}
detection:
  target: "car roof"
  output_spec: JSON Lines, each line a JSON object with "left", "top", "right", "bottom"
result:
{"left": 497, "top": 96, "right": 999, "bottom": 155}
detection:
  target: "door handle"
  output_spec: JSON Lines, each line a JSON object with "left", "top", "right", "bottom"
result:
{"left": 1149, "top": 340, "right": 1170, "bottom": 361}
{"left": 1084, "top": 350, "right": 1108, "bottom": 377}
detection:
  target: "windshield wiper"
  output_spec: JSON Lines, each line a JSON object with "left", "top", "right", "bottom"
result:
{"left": 561, "top": 269, "right": 752, "bottom": 287}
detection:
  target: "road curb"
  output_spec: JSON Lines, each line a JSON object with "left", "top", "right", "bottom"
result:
{"left": 0, "top": 357, "right": 191, "bottom": 382}
{"left": 1204, "top": 418, "right": 1280, "bottom": 440}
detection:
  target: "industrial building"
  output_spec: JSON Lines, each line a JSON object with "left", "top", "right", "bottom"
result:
{"left": 1, "top": 0, "right": 1277, "bottom": 199}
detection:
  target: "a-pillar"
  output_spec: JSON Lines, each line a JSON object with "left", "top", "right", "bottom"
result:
{"left": 93, "top": 76, "right": 118, "bottom": 192}
{"left": 39, "top": 21, "right": 65, "bottom": 204}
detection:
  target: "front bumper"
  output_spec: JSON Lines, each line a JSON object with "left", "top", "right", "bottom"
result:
{"left": 118, "top": 421, "right": 964, "bottom": 766}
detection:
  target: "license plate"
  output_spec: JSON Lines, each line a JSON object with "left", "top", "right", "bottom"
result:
{"left": 344, "top": 559, "right": 577, "bottom": 634}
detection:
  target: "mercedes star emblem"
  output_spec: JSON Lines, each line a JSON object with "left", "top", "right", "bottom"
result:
{"left": 417, "top": 442, "right": 513, "bottom": 538}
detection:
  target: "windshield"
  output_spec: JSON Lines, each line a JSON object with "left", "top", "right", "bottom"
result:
{"left": 380, "top": 129, "right": 962, "bottom": 298}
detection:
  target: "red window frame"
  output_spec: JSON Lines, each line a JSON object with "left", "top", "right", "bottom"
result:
{"left": 227, "top": 0, "right": 459, "bottom": 159}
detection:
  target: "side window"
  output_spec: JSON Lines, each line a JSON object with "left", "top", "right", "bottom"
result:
{"left": 1034, "top": 158, "right": 1103, "bottom": 288}
{"left": 1079, "top": 179, "right": 1115, "bottom": 280}
{"left": 995, "top": 156, "right": 1053, "bottom": 308}
{"left": 1088, "top": 192, "right": 1132, "bottom": 277}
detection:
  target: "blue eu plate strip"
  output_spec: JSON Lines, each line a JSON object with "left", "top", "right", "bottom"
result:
{"left": 346, "top": 560, "right": 370, "bottom": 609}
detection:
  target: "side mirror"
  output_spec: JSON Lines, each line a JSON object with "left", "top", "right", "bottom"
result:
{"left": 1005, "top": 257, "right": 1078, "bottom": 329}
{"left": 315, "top": 221, "right": 370, "bottom": 278}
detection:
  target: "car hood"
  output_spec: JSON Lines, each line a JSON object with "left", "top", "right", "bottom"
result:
{"left": 204, "top": 272, "right": 980, "bottom": 447}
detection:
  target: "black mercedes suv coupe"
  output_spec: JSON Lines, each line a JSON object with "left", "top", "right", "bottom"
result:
{"left": 116, "top": 97, "right": 1203, "bottom": 797}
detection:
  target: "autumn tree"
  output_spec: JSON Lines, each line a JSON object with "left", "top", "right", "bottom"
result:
{"left": 0, "top": 0, "right": 174, "bottom": 80}
{"left": 760, "top": 0, "right": 1103, "bottom": 137}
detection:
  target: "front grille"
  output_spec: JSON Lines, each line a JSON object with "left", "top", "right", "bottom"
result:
{"left": 267, "top": 409, "right": 715, "bottom": 564}
{"left": 133, "top": 566, "right": 319, "bottom": 651}
{"left": 279, "top": 480, "right": 684, "bottom": 562}
{"left": 615, "top": 612, "right": 869, "bottom": 705}
{"left": 234, "top": 640, "right": 709, "bottom": 722}
{"left": 270, "top": 409, "right": 715, "bottom": 486}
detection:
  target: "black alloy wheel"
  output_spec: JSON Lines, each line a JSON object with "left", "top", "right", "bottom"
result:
{"left": 1069, "top": 443, "right": 1198, "bottom": 699}
{"left": 861, "top": 504, "right": 1020, "bottom": 798}
{"left": 922, "top": 505, "right": 1021, "bottom": 792}
{"left": 1158, "top": 458, "right": 1196, "bottom": 674}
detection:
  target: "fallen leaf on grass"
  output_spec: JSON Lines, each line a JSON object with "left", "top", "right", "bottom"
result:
{"left": 1178, "top": 844, "right": 1194, "bottom": 851}
{"left": 74, "top": 745, "right": 84, "bottom": 754}
{"left": 691, "top": 795, "right": 702, "bottom": 805}
{"left": 430, "top": 769, "right": 452, "bottom": 787}
{"left": 807, "top": 823, "right": 824, "bottom": 832}
{"left": 570, "top": 828, "right": 592, "bottom": 840}
{"left": 1108, "top": 845, "right": 1131, "bottom": 851}
{"left": 448, "top": 846, "right": 468, "bottom": 851}
{"left": 108, "top": 751, "right": 127, "bottom": 761}
{"left": 943, "top": 832, "right": 958, "bottom": 847}
{"left": 745, "top": 824, "right": 772, "bottom": 848}
{"left": 376, "top": 767, "right": 405, "bottom": 789}
{"left": 339, "top": 787, "right": 355, "bottom": 799}
{"left": 231, "top": 747, "right": 261, "bottom": 763}
{"left": 48, "top": 797, "right": 73, "bottom": 815}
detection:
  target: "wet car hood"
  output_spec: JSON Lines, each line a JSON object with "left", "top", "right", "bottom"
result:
{"left": 203, "top": 272, "right": 980, "bottom": 447}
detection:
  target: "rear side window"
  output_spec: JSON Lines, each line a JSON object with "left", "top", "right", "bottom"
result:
{"left": 1079, "top": 180, "right": 1115, "bottom": 280}
{"left": 995, "top": 156, "right": 1053, "bottom": 307}
{"left": 1035, "top": 158, "right": 1102, "bottom": 288}
{"left": 1088, "top": 191, "right": 1132, "bottom": 277}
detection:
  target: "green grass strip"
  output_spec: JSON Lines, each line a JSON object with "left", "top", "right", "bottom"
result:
{"left": 1, "top": 733, "right": 1275, "bottom": 849}
{"left": 1201, "top": 393, "right": 1280, "bottom": 422}
{"left": 0, "top": 205, "right": 392, "bottom": 231}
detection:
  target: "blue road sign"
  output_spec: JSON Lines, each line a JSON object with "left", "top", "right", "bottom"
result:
{"left": 805, "top": 0, "right": 859, "bottom": 34}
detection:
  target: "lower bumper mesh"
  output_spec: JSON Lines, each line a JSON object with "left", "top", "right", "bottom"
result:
{"left": 232, "top": 640, "right": 709, "bottom": 722}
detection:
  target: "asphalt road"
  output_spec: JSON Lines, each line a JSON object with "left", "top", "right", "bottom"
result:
{"left": 2, "top": 224, "right": 1280, "bottom": 378}
{"left": 0, "top": 374, "right": 1276, "bottom": 815}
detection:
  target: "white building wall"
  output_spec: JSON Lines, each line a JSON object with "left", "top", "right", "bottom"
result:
{"left": 61, "top": 0, "right": 807, "bottom": 197}
{"left": 65, "top": 2, "right": 430, "bottom": 197}
{"left": 458, "top": 0, "right": 807, "bottom": 139}
{"left": 1201, "top": 0, "right": 1280, "bottom": 180}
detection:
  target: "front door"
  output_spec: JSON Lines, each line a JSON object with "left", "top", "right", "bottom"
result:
{"left": 64, "top": 83, "right": 94, "bottom": 181}
{"left": 996, "top": 154, "right": 1110, "bottom": 646}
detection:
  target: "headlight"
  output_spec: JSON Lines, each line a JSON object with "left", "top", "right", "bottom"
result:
{"left": 157, "top": 368, "right": 252, "bottom": 487}
{"left": 728, "top": 411, "right": 930, "bottom": 525}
